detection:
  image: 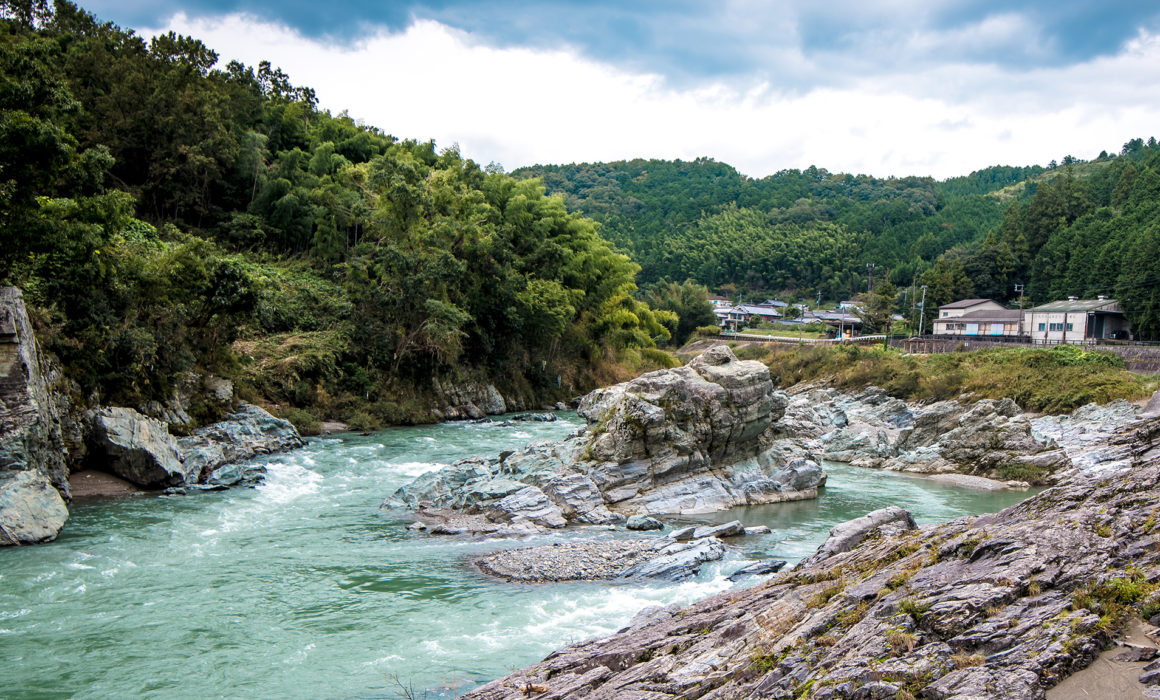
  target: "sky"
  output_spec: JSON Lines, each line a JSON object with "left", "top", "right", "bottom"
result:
{"left": 84, "top": 1, "right": 1160, "bottom": 179}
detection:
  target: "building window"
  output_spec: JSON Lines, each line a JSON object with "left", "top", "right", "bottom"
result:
{"left": 942, "top": 312, "right": 948, "bottom": 317}
{"left": 1038, "top": 323, "right": 1045, "bottom": 331}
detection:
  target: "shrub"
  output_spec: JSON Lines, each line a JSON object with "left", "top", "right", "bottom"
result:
{"left": 281, "top": 407, "right": 321, "bottom": 435}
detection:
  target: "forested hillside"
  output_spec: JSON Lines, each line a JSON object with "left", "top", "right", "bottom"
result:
{"left": 0, "top": 1, "right": 676, "bottom": 430}
{"left": 516, "top": 144, "right": 1160, "bottom": 337}
{"left": 513, "top": 159, "right": 1022, "bottom": 301}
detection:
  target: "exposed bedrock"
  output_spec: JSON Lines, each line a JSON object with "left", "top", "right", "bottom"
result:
{"left": 0, "top": 287, "right": 69, "bottom": 545}
{"left": 777, "top": 384, "right": 1146, "bottom": 484}
{"left": 85, "top": 403, "right": 305, "bottom": 490}
{"left": 388, "top": 347, "right": 826, "bottom": 529}
{"left": 463, "top": 415, "right": 1160, "bottom": 700}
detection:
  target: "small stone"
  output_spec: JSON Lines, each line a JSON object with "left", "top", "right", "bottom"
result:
{"left": 1115, "top": 645, "right": 1159, "bottom": 662}
{"left": 727, "top": 560, "right": 787, "bottom": 581}
{"left": 744, "top": 525, "right": 772, "bottom": 535}
{"left": 406, "top": 521, "right": 427, "bottom": 531}
{"left": 626, "top": 515, "right": 664, "bottom": 531}
{"left": 669, "top": 526, "right": 696, "bottom": 541}
{"left": 691, "top": 520, "right": 745, "bottom": 539}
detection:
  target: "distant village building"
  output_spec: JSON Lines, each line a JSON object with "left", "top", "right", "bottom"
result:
{"left": 760, "top": 299, "right": 789, "bottom": 308}
{"left": 713, "top": 303, "right": 783, "bottom": 331}
{"left": 707, "top": 295, "right": 731, "bottom": 307}
{"left": 807, "top": 310, "right": 863, "bottom": 337}
{"left": 1024, "top": 297, "right": 1130, "bottom": 343}
{"left": 837, "top": 300, "right": 863, "bottom": 311}
{"left": 931, "top": 297, "right": 1131, "bottom": 343}
{"left": 932, "top": 299, "right": 1022, "bottom": 337}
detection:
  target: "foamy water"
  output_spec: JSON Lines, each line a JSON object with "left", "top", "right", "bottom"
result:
{"left": 0, "top": 413, "right": 1039, "bottom": 699}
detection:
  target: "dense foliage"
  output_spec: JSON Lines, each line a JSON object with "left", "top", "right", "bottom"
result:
{"left": 515, "top": 144, "right": 1160, "bottom": 339}
{"left": 916, "top": 142, "right": 1160, "bottom": 333}
{"left": 0, "top": 1, "right": 675, "bottom": 427}
{"left": 513, "top": 159, "right": 1015, "bottom": 302}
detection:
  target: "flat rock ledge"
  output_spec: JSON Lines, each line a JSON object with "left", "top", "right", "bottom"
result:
{"left": 475, "top": 537, "right": 727, "bottom": 583}
{"left": 462, "top": 415, "right": 1160, "bottom": 700}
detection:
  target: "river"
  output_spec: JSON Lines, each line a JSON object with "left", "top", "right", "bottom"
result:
{"left": 1, "top": 413, "right": 1038, "bottom": 699}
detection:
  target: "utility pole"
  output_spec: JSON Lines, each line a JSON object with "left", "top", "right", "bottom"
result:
{"left": 866, "top": 263, "right": 875, "bottom": 294}
{"left": 901, "top": 287, "right": 909, "bottom": 331}
{"left": 1015, "top": 283, "right": 1025, "bottom": 341}
{"left": 918, "top": 285, "right": 928, "bottom": 336}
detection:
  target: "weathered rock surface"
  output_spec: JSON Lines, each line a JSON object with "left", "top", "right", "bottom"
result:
{"left": 769, "top": 385, "right": 1145, "bottom": 484}
{"left": 626, "top": 514, "right": 664, "bottom": 531}
{"left": 0, "top": 470, "right": 69, "bottom": 545}
{"left": 0, "top": 287, "right": 69, "bottom": 544}
{"left": 86, "top": 407, "right": 186, "bottom": 487}
{"left": 727, "top": 559, "right": 787, "bottom": 581}
{"left": 432, "top": 378, "right": 507, "bottom": 420}
{"left": 475, "top": 537, "right": 727, "bottom": 583}
{"left": 800, "top": 505, "right": 917, "bottom": 567}
{"left": 389, "top": 347, "right": 826, "bottom": 528}
{"left": 463, "top": 415, "right": 1160, "bottom": 700}
{"left": 83, "top": 402, "right": 303, "bottom": 490}
{"left": 389, "top": 348, "right": 825, "bottom": 533}
{"left": 177, "top": 403, "right": 305, "bottom": 486}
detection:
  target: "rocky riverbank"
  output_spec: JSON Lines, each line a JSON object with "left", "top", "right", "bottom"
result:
{"left": 462, "top": 414, "right": 1160, "bottom": 700}
{"left": 388, "top": 348, "right": 1154, "bottom": 539}
{"left": 387, "top": 347, "right": 828, "bottom": 531}
{"left": 0, "top": 287, "right": 306, "bottom": 546}
{"left": 771, "top": 383, "right": 1153, "bottom": 485}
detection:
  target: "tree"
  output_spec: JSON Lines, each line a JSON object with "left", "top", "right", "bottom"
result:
{"left": 642, "top": 279, "right": 715, "bottom": 346}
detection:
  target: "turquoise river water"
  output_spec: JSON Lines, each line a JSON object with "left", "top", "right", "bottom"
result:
{"left": 1, "top": 413, "right": 1039, "bottom": 699}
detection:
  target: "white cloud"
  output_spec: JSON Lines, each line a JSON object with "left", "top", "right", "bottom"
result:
{"left": 147, "top": 13, "right": 1160, "bottom": 179}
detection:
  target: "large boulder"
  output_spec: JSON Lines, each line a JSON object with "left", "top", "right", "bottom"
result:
{"left": 387, "top": 347, "right": 825, "bottom": 529}
{"left": 778, "top": 387, "right": 1076, "bottom": 484}
{"left": 885, "top": 398, "right": 1070, "bottom": 480}
{"left": 86, "top": 407, "right": 186, "bottom": 487}
{"left": 432, "top": 378, "right": 506, "bottom": 420}
{"left": 177, "top": 403, "right": 304, "bottom": 484}
{"left": 0, "top": 470, "right": 69, "bottom": 545}
{"left": 0, "top": 287, "right": 69, "bottom": 545}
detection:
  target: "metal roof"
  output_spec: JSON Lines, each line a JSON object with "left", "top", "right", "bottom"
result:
{"left": 1026, "top": 299, "right": 1120, "bottom": 313}
{"left": 939, "top": 298, "right": 998, "bottom": 309}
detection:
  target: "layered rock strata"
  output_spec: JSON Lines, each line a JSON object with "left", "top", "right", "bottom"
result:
{"left": 774, "top": 385, "right": 1144, "bottom": 484}
{"left": 475, "top": 537, "right": 729, "bottom": 583}
{"left": 389, "top": 347, "right": 827, "bottom": 529}
{"left": 465, "top": 415, "right": 1160, "bottom": 700}
{"left": 0, "top": 288, "right": 69, "bottom": 545}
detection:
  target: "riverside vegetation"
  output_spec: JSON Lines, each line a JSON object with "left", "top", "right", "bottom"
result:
{"left": 0, "top": 1, "right": 680, "bottom": 433}
{"left": 5, "top": 2, "right": 1160, "bottom": 438}
{"left": 518, "top": 139, "right": 1160, "bottom": 335}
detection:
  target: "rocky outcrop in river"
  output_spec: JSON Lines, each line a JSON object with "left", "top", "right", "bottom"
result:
{"left": 772, "top": 384, "right": 1146, "bottom": 485}
{"left": 464, "top": 414, "right": 1160, "bottom": 700}
{"left": 0, "top": 283, "right": 307, "bottom": 546}
{"left": 85, "top": 403, "right": 304, "bottom": 490}
{"left": 388, "top": 347, "right": 827, "bottom": 531}
{"left": 0, "top": 288, "right": 69, "bottom": 545}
